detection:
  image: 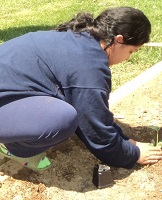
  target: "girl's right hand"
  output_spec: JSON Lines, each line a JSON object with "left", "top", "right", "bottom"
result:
{"left": 136, "top": 142, "right": 162, "bottom": 165}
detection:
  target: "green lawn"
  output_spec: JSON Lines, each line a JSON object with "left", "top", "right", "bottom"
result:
{"left": 1, "top": 0, "right": 162, "bottom": 90}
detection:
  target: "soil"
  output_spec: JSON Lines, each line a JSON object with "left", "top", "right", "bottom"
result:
{"left": 0, "top": 73, "right": 162, "bottom": 200}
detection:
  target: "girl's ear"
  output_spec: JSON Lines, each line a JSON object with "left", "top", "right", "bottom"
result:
{"left": 114, "top": 35, "right": 124, "bottom": 44}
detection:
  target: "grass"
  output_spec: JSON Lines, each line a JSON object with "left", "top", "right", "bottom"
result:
{"left": 1, "top": 0, "right": 162, "bottom": 91}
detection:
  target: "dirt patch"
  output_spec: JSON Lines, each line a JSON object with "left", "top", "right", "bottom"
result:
{"left": 0, "top": 73, "right": 162, "bottom": 200}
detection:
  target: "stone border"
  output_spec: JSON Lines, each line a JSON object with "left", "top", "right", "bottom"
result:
{"left": 109, "top": 61, "right": 162, "bottom": 107}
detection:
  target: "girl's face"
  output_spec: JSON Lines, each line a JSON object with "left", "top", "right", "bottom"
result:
{"left": 102, "top": 35, "right": 142, "bottom": 66}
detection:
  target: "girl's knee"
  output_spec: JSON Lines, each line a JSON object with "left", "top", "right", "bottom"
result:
{"left": 60, "top": 103, "right": 78, "bottom": 135}
{"left": 46, "top": 100, "right": 78, "bottom": 138}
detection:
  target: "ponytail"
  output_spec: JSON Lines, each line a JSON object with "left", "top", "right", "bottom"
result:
{"left": 55, "top": 12, "right": 96, "bottom": 32}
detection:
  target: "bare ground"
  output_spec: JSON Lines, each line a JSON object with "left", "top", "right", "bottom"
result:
{"left": 0, "top": 73, "right": 162, "bottom": 200}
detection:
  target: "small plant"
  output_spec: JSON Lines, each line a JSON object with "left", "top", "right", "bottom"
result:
{"left": 148, "top": 125, "right": 162, "bottom": 147}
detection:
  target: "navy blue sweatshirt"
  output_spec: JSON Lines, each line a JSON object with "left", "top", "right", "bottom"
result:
{"left": 0, "top": 30, "right": 140, "bottom": 168}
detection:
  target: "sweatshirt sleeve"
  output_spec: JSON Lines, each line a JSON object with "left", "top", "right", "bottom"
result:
{"left": 68, "top": 87, "right": 140, "bottom": 169}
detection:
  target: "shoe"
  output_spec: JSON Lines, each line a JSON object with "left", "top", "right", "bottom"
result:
{"left": 0, "top": 144, "right": 51, "bottom": 171}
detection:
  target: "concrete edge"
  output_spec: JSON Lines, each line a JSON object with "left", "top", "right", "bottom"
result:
{"left": 109, "top": 61, "right": 162, "bottom": 107}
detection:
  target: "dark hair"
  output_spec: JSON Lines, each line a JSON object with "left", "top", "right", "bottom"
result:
{"left": 55, "top": 7, "right": 151, "bottom": 48}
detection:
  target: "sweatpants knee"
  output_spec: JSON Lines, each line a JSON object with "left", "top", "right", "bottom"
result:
{"left": 62, "top": 105, "right": 78, "bottom": 136}
{"left": 38, "top": 100, "right": 78, "bottom": 141}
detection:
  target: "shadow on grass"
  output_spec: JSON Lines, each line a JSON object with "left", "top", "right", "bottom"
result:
{"left": 0, "top": 25, "right": 57, "bottom": 42}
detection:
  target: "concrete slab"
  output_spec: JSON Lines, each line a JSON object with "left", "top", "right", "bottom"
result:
{"left": 109, "top": 61, "right": 162, "bottom": 107}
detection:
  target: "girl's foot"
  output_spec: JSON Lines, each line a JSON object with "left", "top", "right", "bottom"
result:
{"left": 0, "top": 144, "right": 51, "bottom": 171}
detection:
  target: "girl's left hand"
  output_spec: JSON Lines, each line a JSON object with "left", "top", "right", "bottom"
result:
{"left": 128, "top": 139, "right": 137, "bottom": 146}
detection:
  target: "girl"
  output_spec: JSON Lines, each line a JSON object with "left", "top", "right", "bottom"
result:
{"left": 0, "top": 7, "right": 161, "bottom": 171}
